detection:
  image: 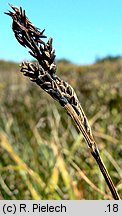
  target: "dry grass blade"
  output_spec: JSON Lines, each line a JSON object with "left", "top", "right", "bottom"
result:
{"left": 5, "top": 4, "right": 121, "bottom": 200}
{"left": 70, "top": 161, "right": 112, "bottom": 200}
{"left": 0, "top": 131, "right": 45, "bottom": 195}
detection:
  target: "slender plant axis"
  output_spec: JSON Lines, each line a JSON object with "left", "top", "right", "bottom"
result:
{"left": 5, "top": 4, "right": 120, "bottom": 200}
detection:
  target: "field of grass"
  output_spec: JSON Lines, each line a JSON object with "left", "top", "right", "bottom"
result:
{"left": 0, "top": 58, "right": 122, "bottom": 199}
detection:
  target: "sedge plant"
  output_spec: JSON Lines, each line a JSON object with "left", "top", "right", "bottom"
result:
{"left": 5, "top": 4, "right": 120, "bottom": 200}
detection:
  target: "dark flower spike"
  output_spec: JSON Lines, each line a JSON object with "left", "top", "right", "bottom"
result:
{"left": 5, "top": 4, "right": 57, "bottom": 75}
{"left": 6, "top": 4, "right": 120, "bottom": 200}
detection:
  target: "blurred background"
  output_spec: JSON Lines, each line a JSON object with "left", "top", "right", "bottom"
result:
{"left": 0, "top": 0, "right": 122, "bottom": 199}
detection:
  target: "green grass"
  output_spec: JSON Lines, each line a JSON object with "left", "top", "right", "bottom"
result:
{"left": 0, "top": 59, "right": 122, "bottom": 199}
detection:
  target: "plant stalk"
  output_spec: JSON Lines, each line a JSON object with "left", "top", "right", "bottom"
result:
{"left": 65, "top": 103, "right": 120, "bottom": 200}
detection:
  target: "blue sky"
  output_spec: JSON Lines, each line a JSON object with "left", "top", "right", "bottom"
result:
{"left": 1, "top": 0, "right": 122, "bottom": 64}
